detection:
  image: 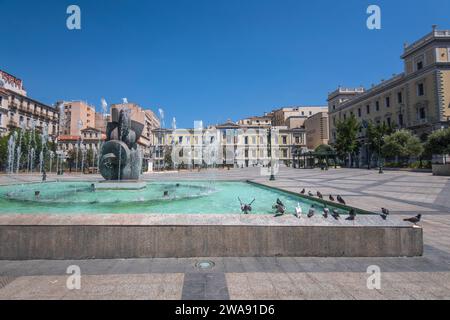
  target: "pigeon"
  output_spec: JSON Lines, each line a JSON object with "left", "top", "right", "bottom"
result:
{"left": 308, "top": 191, "right": 314, "bottom": 197}
{"left": 323, "top": 206, "right": 329, "bottom": 218}
{"left": 238, "top": 197, "right": 255, "bottom": 215}
{"left": 331, "top": 209, "right": 340, "bottom": 220}
{"left": 337, "top": 195, "right": 346, "bottom": 205}
{"left": 307, "top": 205, "right": 315, "bottom": 218}
{"left": 273, "top": 200, "right": 286, "bottom": 217}
{"left": 317, "top": 191, "right": 323, "bottom": 199}
{"left": 329, "top": 195, "right": 335, "bottom": 202}
{"left": 346, "top": 209, "right": 356, "bottom": 221}
{"left": 295, "top": 203, "right": 302, "bottom": 218}
{"left": 300, "top": 189, "right": 305, "bottom": 194}
{"left": 380, "top": 208, "right": 390, "bottom": 220}
{"left": 403, "top": 214, "right": 421, "bottom": 225}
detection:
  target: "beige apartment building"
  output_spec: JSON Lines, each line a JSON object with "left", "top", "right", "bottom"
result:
{"left": 237, "top": 115, "right": 272, "bottom": 127}
{"left": 305, "top": 111, "right": 329, "bottom": 150}
{"left": 60, "top": 101, "right": 96, "bottom": 136}
{"left": 0, "top": 70, "right": 59, "bottom": 138}
{"left": 328, "top": 27, "right": 450, "bottom": 165}
{"left": 272, "top": 106, "right": 328, "bottom": 127}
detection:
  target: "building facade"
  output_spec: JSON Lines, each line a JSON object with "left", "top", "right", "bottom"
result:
{"left": 305, "top": 111, "right": 329, "bottom": 150}
{"left": 0, "top": 70, "right": 59, "bottom": 139}
{"left": 328, "top": 27, "right": 450, "bottom": 165}
{"left": 60, "top": 101, "right": 97, "bottom": 136}
{"left": 151, "top": 121, "right": 306, "bottom": 170}
{"left": 272, "top": 106, "right": 328, "bottom": 127}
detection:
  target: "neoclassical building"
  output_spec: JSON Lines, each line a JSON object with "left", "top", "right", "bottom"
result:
{"left": 0, "top": 70, "right": 59, "bottom": 139}
{"left": 151, "top": 120, "right": 306, "bottom": 170}
{"left": 328, "top": 26, "right": 450, "bottom": 165}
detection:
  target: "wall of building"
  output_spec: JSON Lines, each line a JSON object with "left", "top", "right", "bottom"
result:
{"left": 329, "top": 28, "right": 450, "bottom": 146}
{"left": 305, "top": 112, "right": 329, "bottom": 150}
{"left": 62, "top": 101, "right": 96, "bottom": 136}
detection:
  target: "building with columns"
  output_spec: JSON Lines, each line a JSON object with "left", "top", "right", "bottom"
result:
{"left": 151, "top": 120, "right": 306, "bottom": 171}
{"left": 328, "top": 27, "right": 450, "bottom": 165}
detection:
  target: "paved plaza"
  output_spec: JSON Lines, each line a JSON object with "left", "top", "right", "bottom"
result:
{"left": 0, "top": 167, "right": 450, "bottom": 299}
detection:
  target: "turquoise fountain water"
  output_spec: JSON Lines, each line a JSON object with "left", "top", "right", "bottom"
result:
{"left": 0, "top": 181, "right": 351, "bottom": 215}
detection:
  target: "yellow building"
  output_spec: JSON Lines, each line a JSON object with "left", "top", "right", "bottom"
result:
{"left": 151, "top": 120, "right": 306, "bottom": 170}
{"left": 328, "top": 27, "right": 450, "bottom": 165}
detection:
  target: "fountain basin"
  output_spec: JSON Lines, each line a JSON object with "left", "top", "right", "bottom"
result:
{"left": 0, "top": 180, "right": 424, "bottom": 259}
{"left": 0, "top": 214, "right": 423, "bottom": 259}
{"left": 94, "top": 180, "right": 147, "bottom": 190}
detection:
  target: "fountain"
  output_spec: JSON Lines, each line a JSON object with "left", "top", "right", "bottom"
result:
{"left": 95, "top": 107, "right": 145, "bottom": 190}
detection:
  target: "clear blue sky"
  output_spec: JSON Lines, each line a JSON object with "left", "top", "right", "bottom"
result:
{"left": 1, "top": 0, "right": 449, "bottom": 128}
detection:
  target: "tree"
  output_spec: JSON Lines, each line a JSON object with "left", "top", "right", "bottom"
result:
{"left": 366, "top": 121, "right": 395, "bottom": 167}
{"left": 66, "top": 149, "right": 77, "bottom": 172}
{"left": 424, "top": 128, "right": 450, "bottom": 164}
{"left": 382, "top": 130, "right": 424, "bottom": 165}
{"left": 163, "top": 146, "right": 173, "bottom": 170}
{"left": 334, "top": 115, "right": 360, "bottom": 167}
{"left": 315, "top": 144, "right": 334, "bottom": 154}
{"left": 0, "top": 134, "right": 8, "bottom": 171}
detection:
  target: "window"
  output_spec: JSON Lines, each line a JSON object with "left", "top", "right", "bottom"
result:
{"left": 343, "top": 114, "right": 347, "bottom": 120}
{"left": 178, "top": 136, "right": 183, "bottom": 143}
{"left": 419, "top": 108, "right": 426, "bottom": 119}
{"left": 358, "top": 108, "right": 361, "bottom": 117}
{"left": 397, "top": 92, "right": 403, "bottom": 103}
{"left": 309, "top": 111, "right": 312, "bottom": 115}
{"left": 366, "top": 105, "right": 370, "bottom": 114}
{"left": 417, "top": 61, "right": 423, "bottom": 70}
{"left": 295, "top": 136, "right": 300, "bottom": 143}
{"left": 385, "top": 97, "right": 390, "bottom": 108}
{"left": 0, "top": 96, "right": 2, "bottom": 104}
{"left": 375, "top": 101, "right": 380, "bottom": 111}
{"left": 332, "top": 105, "right": 336, "bottom": 110}
{"left": 398, "top": 114, "right": 404, "bottom": 127}
{"left": 244, "top": 137, "right": 249, "bottom": 145}
{"left": 417, "top": 83, "right": 425, "bottom": 96}
{"left": 386, "top": 117, "right": 391, "bottom": 126}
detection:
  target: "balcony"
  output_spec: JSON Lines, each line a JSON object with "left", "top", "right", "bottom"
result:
{"left": 7, "top": 120, "right": 18, "bottom": 128}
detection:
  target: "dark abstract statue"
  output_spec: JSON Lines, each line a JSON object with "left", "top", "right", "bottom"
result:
{"left": 99, "top": 108, "right": 143, "bottom": 180}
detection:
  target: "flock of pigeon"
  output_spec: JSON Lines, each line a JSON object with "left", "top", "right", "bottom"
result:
{"left": 238, "top": 188, "right": 422, "bottom": 225}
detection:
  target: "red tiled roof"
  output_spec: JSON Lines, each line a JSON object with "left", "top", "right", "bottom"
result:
{"left": 57, "top": 135, "right": 80, "bottom": 141}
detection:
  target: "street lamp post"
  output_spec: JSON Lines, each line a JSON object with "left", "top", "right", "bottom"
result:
{"left": 378, "top": 138, "right": 384, "bottom": 174}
